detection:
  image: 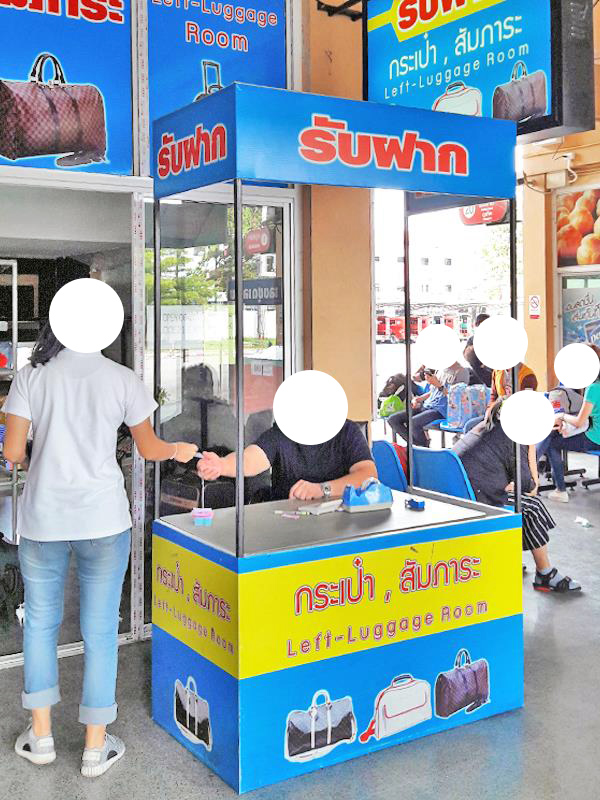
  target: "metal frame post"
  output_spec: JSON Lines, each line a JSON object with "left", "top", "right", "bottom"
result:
{"left": 403, "top": 203, "right": 414, "bottom": 487}
{"left": 509, "top": 197, "right": 522, "bottom": 513}
{"left": 234, "top": 179, "right": 245, "bottom": 558}
{"left": 153, "top": 199, "right": 162, "bottom": 518}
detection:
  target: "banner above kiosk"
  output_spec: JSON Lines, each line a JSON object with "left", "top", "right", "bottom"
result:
{"left": 153, "top": 83, "right": 516, "bottom": 200}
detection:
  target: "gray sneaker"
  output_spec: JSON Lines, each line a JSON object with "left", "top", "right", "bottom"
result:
{"left": 81, "top": 733, "right": 125, "bottom": 778}
{"left": 15, "top": 723, "right": 56, "bottom": 765}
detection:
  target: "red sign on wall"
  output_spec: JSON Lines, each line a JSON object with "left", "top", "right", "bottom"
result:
{"left": 244, "top": 226, "right": 272, "bottom": 255}
{"left": 459, "top": 201, "right": 509, "bottom": 226}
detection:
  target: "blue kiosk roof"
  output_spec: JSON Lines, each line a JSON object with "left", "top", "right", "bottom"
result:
{"left": 153, "top": 83, "right": 516, "bottom": 200}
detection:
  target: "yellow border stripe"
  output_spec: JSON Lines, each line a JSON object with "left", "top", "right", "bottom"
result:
{"left": 368, "top": 0, "right": 507, "bottom": 41}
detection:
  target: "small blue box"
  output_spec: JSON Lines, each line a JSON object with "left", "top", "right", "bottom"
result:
{"left": 405, "top": 498, "right": 425, "bottom": 512}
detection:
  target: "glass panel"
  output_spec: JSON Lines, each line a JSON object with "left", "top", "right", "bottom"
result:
{"left": 0, "top": 186, "right": 133, "bottom": 657}
{"left": 144, "top": 198, "right": 286, "bottom": 612}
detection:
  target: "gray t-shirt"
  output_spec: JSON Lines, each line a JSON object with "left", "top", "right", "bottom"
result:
{"left": 3, "top": 349, "right": 157, "bottom": 541}
{"left": 423, "top": 364, "right": 470, "bottom": 414}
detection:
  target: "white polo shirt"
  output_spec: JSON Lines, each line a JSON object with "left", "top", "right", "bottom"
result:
{"left": 3, "top": 349, "right": 158, "bottom": 541}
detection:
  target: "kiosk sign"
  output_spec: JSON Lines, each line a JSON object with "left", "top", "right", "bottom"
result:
{"left": 367, "top": 0, "right": 552, "bottom": 132}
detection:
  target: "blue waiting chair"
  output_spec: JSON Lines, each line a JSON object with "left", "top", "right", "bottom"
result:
{"left": 412, "top": 446, "right": 476, "bottom": 501}
{"left": 372, "top": 440, "right": 408, "bottom": 491}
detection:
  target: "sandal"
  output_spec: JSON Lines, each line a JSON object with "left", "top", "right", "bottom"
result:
{"left": 533, "top": 568, "right": 581, "bottom": 593}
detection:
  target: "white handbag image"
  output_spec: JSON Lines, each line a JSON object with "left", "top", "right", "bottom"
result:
{"left": 285, "top": 689, "right": 357, "bottom": 762}
{"left": 360, "top": 674, "right": 432, "bottom": 743}
{"left": 433, "top": 82, "right": 482, "bottom": 116}
{"left": 173, "top": 676, "right": 212, "bottom": 751}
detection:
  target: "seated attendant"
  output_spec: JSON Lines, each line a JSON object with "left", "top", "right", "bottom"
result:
{"left": 197, "top": 420, "right": 377, "bottom": 502}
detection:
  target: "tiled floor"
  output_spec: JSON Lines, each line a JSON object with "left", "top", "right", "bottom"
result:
{"left": 1, "top": 465, "right": 599, "bottom": 800}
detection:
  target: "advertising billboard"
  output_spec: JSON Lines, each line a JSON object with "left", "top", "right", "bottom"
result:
{"left": 0, "top": 0, "right": 133, "bottom": 174}
{"left": 366, "top": 0, "right": 594, "bottom": 142}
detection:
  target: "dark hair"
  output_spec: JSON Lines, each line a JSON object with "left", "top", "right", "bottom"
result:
{"left": 590, "top": 344, "right": 600, "bottom": 382}
{"left": 475, "top": 313, "right": 490, "bottom": 327}
{"left": 30, "top": 321, "right": 65, "bottom": 368}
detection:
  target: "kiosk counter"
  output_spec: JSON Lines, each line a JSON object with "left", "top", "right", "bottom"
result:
{"left": 152, "top": 492, "right": 523, "bottom": 793}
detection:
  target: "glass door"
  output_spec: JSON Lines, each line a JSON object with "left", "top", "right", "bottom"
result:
{"left": 144, "top": 197, "right": 290, "bottom": 618}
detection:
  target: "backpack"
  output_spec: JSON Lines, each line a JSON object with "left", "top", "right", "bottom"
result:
{"left": 548, "top": 387, "right": 584, "bottom": 415}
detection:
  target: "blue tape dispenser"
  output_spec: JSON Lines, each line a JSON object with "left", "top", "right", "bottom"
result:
{"left": 340, "top": 478, "right": 393, "bottom": 513}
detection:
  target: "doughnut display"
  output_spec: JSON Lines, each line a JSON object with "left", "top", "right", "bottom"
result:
{"left": 557, "top": 189, "right": 600, "bottom": 266}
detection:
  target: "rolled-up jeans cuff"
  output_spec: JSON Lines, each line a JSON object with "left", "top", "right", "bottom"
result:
{"left": 79, "top": 703, "right": 118, "bottom": 725}
{"left": 22, "top": 685, "right": 61, "bottom": 710}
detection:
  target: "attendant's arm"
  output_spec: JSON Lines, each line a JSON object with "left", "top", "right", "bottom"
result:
{"left": 3, "top": 414, "right": 30, "bottom": 464}
{"left": 288, "top": 459, "right": 378, "bottom": 501}
{"left": 197, "top": 445, "right": 271, "bottom": 480}
{"left": 129, "top": 418, "right": 198, "bottom": 462}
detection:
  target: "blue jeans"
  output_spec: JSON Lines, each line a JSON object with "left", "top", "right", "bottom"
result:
{"left": 18, "top": 530, "right": 131, "bottom": 725}
{"left": 536, "top": 431, "right": 596, "bottom": 491}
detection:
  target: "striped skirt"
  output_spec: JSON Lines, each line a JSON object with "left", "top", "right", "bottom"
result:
{"left": 507, "top": 493, "right": 554, "bottom": 551}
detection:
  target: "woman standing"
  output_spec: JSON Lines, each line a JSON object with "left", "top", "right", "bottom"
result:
{"left": 453, "top": 400, "right": 581, "bottom": 593}
{"left": 3, "top": 322, "right": 197, "bottom": 777}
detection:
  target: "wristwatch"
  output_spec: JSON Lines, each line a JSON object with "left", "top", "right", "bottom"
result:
{"left": 320, "top": 482, "right": 332, "bottom": 498}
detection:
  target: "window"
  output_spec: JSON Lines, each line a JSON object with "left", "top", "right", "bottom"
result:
{"left": 444, "top": 258, "right": 452, "bottom": 266}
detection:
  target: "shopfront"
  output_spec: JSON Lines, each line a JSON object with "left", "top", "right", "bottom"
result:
{"left": 0, "top": 0, "right": 296, "bottom": 666}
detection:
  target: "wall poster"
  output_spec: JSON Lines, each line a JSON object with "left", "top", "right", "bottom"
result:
{"left": 0, "top": 0, "right": 133, "bottom": 174}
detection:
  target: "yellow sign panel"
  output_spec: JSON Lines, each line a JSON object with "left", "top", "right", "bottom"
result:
{"left": 368, "top": 0, "right": 507, "bottom": 42}
{"left": 152, "top": 535, "right": 239, "bottom": 677}
{"left": 239, "top": 530, "right": 522, "bottom": 679}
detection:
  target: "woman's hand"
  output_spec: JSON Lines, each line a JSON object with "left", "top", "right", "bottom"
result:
{"left": 197, "top": 451, "right": 222, "bottom": 480}
{"left": 527, "top": 482, "right": 539, "bottom": 497}
{"left": 289, "top": 480, "right": 323, "bottom": 501}
{"left": 174, "top": 442, "right": 198, "bottom": 463}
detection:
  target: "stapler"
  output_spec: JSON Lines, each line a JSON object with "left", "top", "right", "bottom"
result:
{"left": 405, "top": 497, "right": 425, "bottom": 512}
{"left": 340, "top": 478, "right": 393, "bottom": 513}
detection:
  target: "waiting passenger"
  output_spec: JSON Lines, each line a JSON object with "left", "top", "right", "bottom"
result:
{"left": 388, "top": 361, "right": 469, "bottom": 447}
{"left": 536, "top": 345, "right": 600, "bottom": 503}
{"left": 453, "top": 400, "right": 581, "bottom": 593}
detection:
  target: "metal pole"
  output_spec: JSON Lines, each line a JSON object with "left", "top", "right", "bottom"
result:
{"left": 234, "top": 179, "right": 245, "bottom": 558}
{"left": 509, "top": 197, "right": 522, "bottom": 514}
{"left": 153, "top": 199, "right": 162, "bottom": 518}
{"left": 11, "top": 259, "right": 18, "bottom": 539}
{"left": 403, "top": 201, "right": 414, "bottom": 487}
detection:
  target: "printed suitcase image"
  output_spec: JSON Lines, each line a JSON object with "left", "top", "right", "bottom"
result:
{"left": 432, "top": 82, "right": 482, "bottom": 116}
{"left": 173, "top": 676, "right": 212, "bottom": 750}
{"left": 360, "top": 674, "right": 432, "bottom": 743}
{"left": 435, "top": 649, "right": 490, "bottom": 718}
{"left": 285, "top": 690, "right": 356, "bottom": 762}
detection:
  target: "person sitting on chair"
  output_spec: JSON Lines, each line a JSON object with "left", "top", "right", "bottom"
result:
{"left": 388, "top": 361, "right": 469, "bottom": 447}
{"left": 453, "top": 400, "right": 581, "bottom": 593}
{"left": 197, "top": 420, "right": 377, "bottom": 502}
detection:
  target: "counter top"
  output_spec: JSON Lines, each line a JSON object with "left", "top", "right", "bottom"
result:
{"left": 156, "top": 489, "right": 507, "bottom": 558}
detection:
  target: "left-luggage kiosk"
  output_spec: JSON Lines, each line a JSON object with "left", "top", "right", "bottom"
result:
{"left": 151, "top": 84, "right": 521, "bottom": 793}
